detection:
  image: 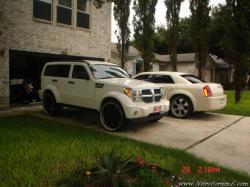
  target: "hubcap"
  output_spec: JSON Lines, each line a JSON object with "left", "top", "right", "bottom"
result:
{"left": 171, "top": 98, "right": 189, "bottom": 118}
{"left": 101, "top": 103, "right": 123, "bottom": 131}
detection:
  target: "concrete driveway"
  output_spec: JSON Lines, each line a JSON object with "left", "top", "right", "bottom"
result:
{"left": 1, "top": 105, "right": 250, "bottom": 175}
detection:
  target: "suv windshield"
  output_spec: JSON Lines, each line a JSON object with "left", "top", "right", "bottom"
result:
{"left": 182, "top": 74, "right": 206, "bottom": 84}
{"left": 89, "top": 64, "right": 129, "bottom": 79}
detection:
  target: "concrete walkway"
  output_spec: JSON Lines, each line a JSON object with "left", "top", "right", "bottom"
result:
{"left": 0, "top": 105, "right": 250, "bottom": 175}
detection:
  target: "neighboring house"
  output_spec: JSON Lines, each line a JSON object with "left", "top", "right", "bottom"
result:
{"left": 154, "top": 53, "right": 233, "bottom": 83}
{"left": 0, "top": 0, "right": 111, "bottom": 109}
{"left": 111, "top": 43, "right": 142, "bottom": 76}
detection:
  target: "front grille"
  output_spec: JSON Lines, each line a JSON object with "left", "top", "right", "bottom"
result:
{"left": 154, "top": 89, "right": 161, "bottom": 94}
{"left": 141, "top": 89, "right": 162, "bottom": 103}
{"left": 143, "top": 97, "right": 153, "bottom": 103}
{"left": 155, "top": 96, "right": 161, "bottom": 102}
{"left": 142, "top": 89, "right": 151, "bottom": 95}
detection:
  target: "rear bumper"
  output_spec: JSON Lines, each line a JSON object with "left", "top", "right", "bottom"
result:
{"left": 123, "top": 99, "right": 170, "bottom": 119}
{"left": 195, "top": 95, "right": 227, "bottom": 111}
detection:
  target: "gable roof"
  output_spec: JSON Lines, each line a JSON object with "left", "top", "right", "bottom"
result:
{"left": 111, "top": 43, "right": 140, "bottom": 57}
{"left": 155, "top": 53, "right": 196, "bottom": 63}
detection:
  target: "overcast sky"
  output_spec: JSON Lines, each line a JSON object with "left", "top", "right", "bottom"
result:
{"left": 111, "top": 0, "right": 226, "bottom": 42}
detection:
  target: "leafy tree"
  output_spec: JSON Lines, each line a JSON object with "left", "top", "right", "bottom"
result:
{"left": 164, "top": 0, "right": 183, "bottom": 71}
{"left": 178, "top": 18, "right": 193, "bottom": 53}
{"left": 153, "top": 26, "right": 169, "bottom": 55}
{"left": 133, "top": 0, "right": 158, "bottom": 72}
{"left": 190, "top": 0, "right": 210, "bottom": 79}
{"left": 113, "top": 0, "right": 131, "bottom": 68}
{"left": 221, "top": 0, "right": 250, "bottom": 103}
{"left": 153, "top": 19, "right": 193, "bottom": 55}
{"left": 208, "top": 6, "right": 226, "bottom": 59}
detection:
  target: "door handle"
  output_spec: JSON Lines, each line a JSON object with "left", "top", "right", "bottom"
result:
{"left": 52, "top": 79, "right": 58, "bottom": 82}
{"left": 68, "top": 81, "right": 75, "bottom": 84}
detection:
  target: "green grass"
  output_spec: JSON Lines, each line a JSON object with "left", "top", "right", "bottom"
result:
{"left": 215, "top": 90, "right": 250, "bottom": 116}
{"left": 0, "top": 116, "right": 249, "bottom": 186}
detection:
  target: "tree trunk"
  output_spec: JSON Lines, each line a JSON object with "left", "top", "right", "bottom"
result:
{"left": 197, "top": 53, "right": 203, "bottom": 79}
{"left": 121, "top": 36, "right": 125, "bottom": 69}
{"left": 234, "top": 59, "right": 241, "bottom": 103}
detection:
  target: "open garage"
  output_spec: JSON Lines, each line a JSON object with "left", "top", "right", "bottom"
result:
{"left": 9, "top": 50, "right": 104, "bottom": 106}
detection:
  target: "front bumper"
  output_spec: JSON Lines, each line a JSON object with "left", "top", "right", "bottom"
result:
{"left": 123, "top": 99, "right": 170, "bottom": 119}
{"left": 196, "top": 94, "right": 227, "bottom": 111}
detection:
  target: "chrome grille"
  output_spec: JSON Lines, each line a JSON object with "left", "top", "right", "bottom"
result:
{"left": 141, "top": 89, "right": 162, "bottom": 103}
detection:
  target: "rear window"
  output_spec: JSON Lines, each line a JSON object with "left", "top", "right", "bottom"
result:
{"left": 44, "top": 65, "right": 70, "bottom": 78}
{"left": 151, "top": 75, "right": 175, "bottom": 84}
{"left": 182, "top": 74, "right": 205, "bottom": 84}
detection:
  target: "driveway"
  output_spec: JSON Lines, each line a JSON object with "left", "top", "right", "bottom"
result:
{"left": 1, "top": 105, "right": 250, "bottom": 174}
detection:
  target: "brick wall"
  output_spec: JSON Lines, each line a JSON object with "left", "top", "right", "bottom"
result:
{"left": 0, "top": 0, "right": 111, "bottom": 109}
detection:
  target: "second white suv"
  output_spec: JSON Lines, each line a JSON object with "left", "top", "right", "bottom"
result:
{"left": 40, "top": 61, "right": 170, "bottom": 131}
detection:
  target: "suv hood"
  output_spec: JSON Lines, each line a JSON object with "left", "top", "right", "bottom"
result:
{"left": 96, "top": 78, "right": 160, "bottom": 89}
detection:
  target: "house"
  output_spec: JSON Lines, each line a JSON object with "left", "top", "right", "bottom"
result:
{"left": 111, "top": 43, "right": 142, "bottom": 76}
{"left": 154, "top": 53, "right": 233, "bottom": 83}
{"left": 0, "top": 0, "right": 111, "bottom": 109}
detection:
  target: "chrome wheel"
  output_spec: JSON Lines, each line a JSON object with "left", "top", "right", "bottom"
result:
{"left": 100, "top": 101, "right": 125, "bottom": 131}
{"left": 170, "top": 96, "right": 193, "bottom": 118}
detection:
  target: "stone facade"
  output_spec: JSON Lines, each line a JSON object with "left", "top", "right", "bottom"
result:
{"left": 0, "top": 0, "right": 112, "bottom": 109}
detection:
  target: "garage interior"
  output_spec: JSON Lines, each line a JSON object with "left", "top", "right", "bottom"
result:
{"left": 9, "top": 50, "right": 104, "bottom": 106}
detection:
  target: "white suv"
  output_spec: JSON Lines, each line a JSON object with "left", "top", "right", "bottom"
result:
{"left": 40, "top": 61, "right": 170, "bottom": 131}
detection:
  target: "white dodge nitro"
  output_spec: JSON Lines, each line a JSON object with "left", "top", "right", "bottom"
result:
{"left": 40, "top": 61, "right": 170, "bottom": 131}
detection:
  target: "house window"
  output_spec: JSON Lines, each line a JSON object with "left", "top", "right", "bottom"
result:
{"left": 33, "top": 0, "right": 52, "bottom": 21}
{"left": 57, "top": 0, "right": 72, "bottom": 25}
{"left": 77, "top": 0, "right": 90, "bottom": 29}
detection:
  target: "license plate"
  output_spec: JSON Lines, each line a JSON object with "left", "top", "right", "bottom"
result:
{"left": 153, "top": 106, "right": 161, "bottom": 113}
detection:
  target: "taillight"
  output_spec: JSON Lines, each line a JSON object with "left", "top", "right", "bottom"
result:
{"left": 203, "top": 85, "right": 212, "bottom": 97}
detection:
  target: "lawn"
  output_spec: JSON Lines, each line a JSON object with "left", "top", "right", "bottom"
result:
{"left": 0, "top": 115, "right": 249, "bottom": 186}
{"left": 215, "top": 90, "right": 250, "bottom": 116}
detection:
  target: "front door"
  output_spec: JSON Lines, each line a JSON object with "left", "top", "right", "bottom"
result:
{"left": 66, "top": 64, "right": 95, "bottom": 108}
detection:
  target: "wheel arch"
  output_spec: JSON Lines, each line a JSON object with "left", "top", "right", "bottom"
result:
{"left": 42, "top": 86, "right": 60, "bottom": 103}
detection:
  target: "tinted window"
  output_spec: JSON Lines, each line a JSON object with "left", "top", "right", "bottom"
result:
{"left": 134, "top": 74, "right": 151, "bottom": 81}
{"left": 89, "top": 64, "right": 129, "bottom": 79}
{"left": 182, "top": 74, "right": 205, "bottom": 83}
{"left": 33, "top": 0, "right": 52, "bottom": 21}
{"left": 72, "top": 65, "right": 89, "bottom": 79}
{"left": 57, "top": 0, "right": 72, "bottom": 25}
{"left": 151, "top": 75, "right": 175, "bottom": 84}
{"left": 44, "top": 65, "right": 70, "bottom": 78}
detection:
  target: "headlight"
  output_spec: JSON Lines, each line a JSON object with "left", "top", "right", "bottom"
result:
{"left": 124, "top": 88, "right": 133, "bottom": 98}
{"left": 123, "top": 88, "right": 140, "bottom": 102}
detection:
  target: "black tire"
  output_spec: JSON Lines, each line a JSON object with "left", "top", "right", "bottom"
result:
{"left": 100, "top": 100, "right": 127, "bottom": 131}
{"left": 42, "top": 92, "right": 61, "bottom": 116}
{"left": 170, "top": 95, "right": 193, "bottom": 118}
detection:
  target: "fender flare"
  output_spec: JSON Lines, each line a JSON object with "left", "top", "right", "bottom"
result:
{"left": 42, "top": 85, "right": 61, "bottom": 103}
{"left": 97, "top": 91, "right": 134, "bottom": 112}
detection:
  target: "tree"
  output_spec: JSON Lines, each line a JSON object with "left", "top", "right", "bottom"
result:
{"left": 113, "top": 0, "right": 131, "bottom": 68}
{"left": 153, "top": 26, "right": 169, "bottom": 55}
{"left": 133, "top": 0, "right": 158, "bottom": 72}
{"left": 221, "top": 0, "right": 250, "bottom": 103}
{"left": 165, "top": 0, "right": 183, "bottom": 72}
{"left": 190, "top": 0, "right": 210, "bottom": 79}
{"left": 178, "top": 18, "right": 193, "bottom": 53}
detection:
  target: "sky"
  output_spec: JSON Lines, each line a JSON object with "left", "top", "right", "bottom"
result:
{"left": 111, "top": 0, "right": 226, "bottom": 42}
